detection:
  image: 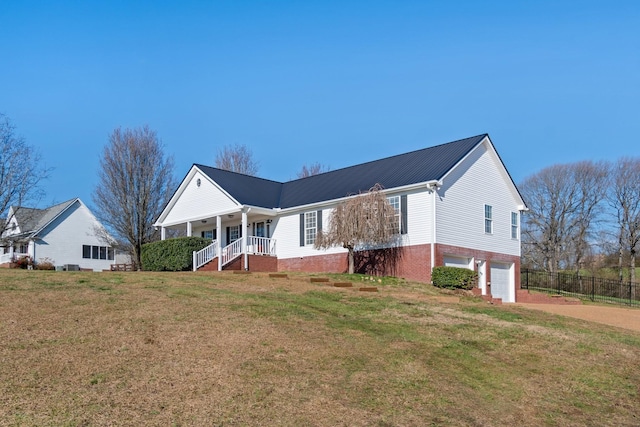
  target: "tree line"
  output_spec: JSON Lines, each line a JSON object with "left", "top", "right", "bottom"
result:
{"left": 520, "top": 159, "right": 640, "bottom": 283}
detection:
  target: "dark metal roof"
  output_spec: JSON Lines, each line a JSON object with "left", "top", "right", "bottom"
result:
{"left": 196, "top": 134, "right": 487, "bottom": 210}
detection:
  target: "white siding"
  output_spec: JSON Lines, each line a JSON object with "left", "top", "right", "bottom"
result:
{"left": 34, "top": 201, "right": 114, "bottom": 271}
{"left": 163, "top": 171, "right": 238, "bottom": 225}
{"left": 436, "top": 143, "right": 521, "bottom": 256}
{"left": 403, "top": 188, "right": 433, "bottom": 246}
{"left": 273, "top": 209, "right": 346, "bottom": 260}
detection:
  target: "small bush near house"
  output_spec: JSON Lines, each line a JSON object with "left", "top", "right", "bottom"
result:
{"left": 141, "top": 237, "right": 211, "bottom": 271}
{"left": 36, "top": 258, "right": 56, "bottom": 270}
{"left": 13, "top": 256, "right": 34, "bottom": 269}
{"left": 432, "top": 266, "right": 478, "bottom": 290}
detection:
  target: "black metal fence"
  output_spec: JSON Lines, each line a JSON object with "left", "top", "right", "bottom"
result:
{"left": 521, "top": 269, "right": 640, "bottom": 307}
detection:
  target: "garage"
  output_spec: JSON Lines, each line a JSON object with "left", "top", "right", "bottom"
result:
{"left": 490, "top": 262, "right": 514, "bottom": 303}
{"left": 443, "top": 256, "right": 471, "bottom": 270}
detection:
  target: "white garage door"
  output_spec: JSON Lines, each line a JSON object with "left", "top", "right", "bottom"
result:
{"left": 443, "top": 256, "right": 471, "bottom": 270}
{"left": 490, "top": 262, "right": 514, "bottom": 303}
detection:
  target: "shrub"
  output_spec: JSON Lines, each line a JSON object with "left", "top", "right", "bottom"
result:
{"left": 13, "top": 255, "right": 34, "bottom": 269}
{"left": 141, "top": 237, "right": 211, "bottom": 271}
{"left": 432, "top": 266, "right": 478, "bottom": 290}
{"left": 36, "top": 257, "right": 56, "bottom": 270}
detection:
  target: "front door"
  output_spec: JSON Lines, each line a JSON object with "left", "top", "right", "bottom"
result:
{"left": 256, "top": 222, "right": 265, "bottom": 238}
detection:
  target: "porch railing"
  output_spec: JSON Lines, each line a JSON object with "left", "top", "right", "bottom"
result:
{"left": 0, "top": 252, "right": 28, "bottom": 264}
{"left": 192, "top": 237, "right": 277, "bottom": 271}
{"left": 247, "top": 236, "right": 276, "bottom": 256}
{"left": 221, "top": 239, "right": 243, "bottom": 267}
{"left": 192, "top": 241, "right": 218, "bottom": 271}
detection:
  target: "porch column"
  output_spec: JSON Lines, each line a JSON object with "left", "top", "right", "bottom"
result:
{"left": 217, "top": 215, "right": 222, "bottom": 271}
{"left": 161, "top": 227, "right": 166, "bottom": 241}
{"left": 8, "top": 241, "right": 14, "bottom": 258}
{"left": 242, "top": 210, "right": 248, "bottom": 270}
{"left": 186, "top": 221, "right": 192, "bottom": 237}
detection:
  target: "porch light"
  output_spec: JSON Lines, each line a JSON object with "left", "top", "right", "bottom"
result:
{"left": 201, "top": 220, "right": 207, "bottom": 224}
{"left": 228, "top": 214, "right": 234, "bottom": 218}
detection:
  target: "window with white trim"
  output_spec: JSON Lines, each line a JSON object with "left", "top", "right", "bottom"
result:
{"left": 305, "top": 211, "right": 317, "bottom": 245}
{"left": 387, "top": 196, "right": 401, "bottom": 233}
{"left": 82, "top": 245, "right": 114, "bottom": 260}
{"left": 511, "top": 212, "right": 519, "bottom": 239}
{"left": 229, "top": 225, "right": 240, "bottom": 243}
{"left": 484, "top": 204, "right": 493, "bottom": 234}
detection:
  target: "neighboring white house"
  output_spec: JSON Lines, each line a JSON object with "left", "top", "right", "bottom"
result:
{"left": 154, "top": 134, "right": 527, "bottom": 302}
{"left": 0, "top": 198, "right": 118, "bottom": 271}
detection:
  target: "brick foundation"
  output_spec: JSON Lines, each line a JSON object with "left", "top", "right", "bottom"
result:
{"left": 197, "top": 255, "right": 278, "bottom": 272}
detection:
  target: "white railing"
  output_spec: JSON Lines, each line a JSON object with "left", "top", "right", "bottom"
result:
{"left": 192, "top": 241, "right": 218, "bottom": 271}
{"left": 193, "top": 237, "right": 278, "bottom": 271}
{"left": 247, "top": 236, "right": 276, "bottom": 256}
{"left": 221, "top": 238, "right": 243, "bottom": 267}
{"left": 0, "top": 252, "right": 28, "bottom": 264}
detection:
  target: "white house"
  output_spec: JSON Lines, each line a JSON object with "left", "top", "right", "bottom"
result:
{"left": 154, "top": 134, "right": 527, "bottom": 302}
{"left": 0, "top": 198, "right": 118, "bottom": 271}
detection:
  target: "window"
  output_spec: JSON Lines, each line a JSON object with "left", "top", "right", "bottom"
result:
{"left": 511, "top": 212, "right": 519, "bottom": 239}
{"left": 202, "top": 230, "right": 214, "bottom": 240}
{"left": 387, "top": 196, "right": 401, "bottom": 233}
{"left": 300, "top": 211, "right": 322, "bottom": 246}
{"left": 82, "top": 244, "right": 114, "bottom": 260}
{"left": 229, "top": 225, "right": 240, "bottom": 243}
{"left": 305, "top": 211, "right": 317, "bottom": 245}
{"left": 484, "top": 204, "right": 493, "bottom": 234}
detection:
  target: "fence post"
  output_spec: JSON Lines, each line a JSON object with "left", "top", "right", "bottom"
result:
{"left": 591, "top": 276, "right": 595, "bottom": 302}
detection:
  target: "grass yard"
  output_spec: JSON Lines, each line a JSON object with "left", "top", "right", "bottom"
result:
{"left": 1, "top": 269, "right": 639, "bottom": 426}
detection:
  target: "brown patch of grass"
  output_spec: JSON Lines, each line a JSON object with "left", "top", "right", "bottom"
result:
{"left": 1, "top": 270, "right": 640, "bottom": 426}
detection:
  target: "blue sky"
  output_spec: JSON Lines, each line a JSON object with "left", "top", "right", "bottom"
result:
{"left": 2, "top": 1, "right": 638, "bottom": 208}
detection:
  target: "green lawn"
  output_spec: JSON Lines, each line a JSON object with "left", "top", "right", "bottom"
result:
{"left": 1, "top": 269, "right": 639, "bottom": 426}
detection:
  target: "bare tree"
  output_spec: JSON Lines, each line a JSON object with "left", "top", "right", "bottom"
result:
{"left": 0, "top": 113, "right": 49, "bottom": 236}
{"left": 215, "top": 143, "right": 259, "bottom": 176}
{"left": 315, "top": 184, "right": 400, "bottom": 274}
{"left": 607, "top": 157, "right": 640, "bottom": 284}
{"left": 93, "top": 126, "right": 175, "bottom": 269}
{"left": 297, "top": 162, "right": 330, "bottom": 178}
{"left": 520, "top": 161, "right": 607, "bottom": 274}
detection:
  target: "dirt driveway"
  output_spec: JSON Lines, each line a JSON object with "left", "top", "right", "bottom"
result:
{"left": 515, "top": 303, "right": 640, "bottom": 333}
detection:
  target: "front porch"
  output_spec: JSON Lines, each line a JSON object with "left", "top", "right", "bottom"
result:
{"left": 158, "top": 206, "right": 278, "bottom": 273}
{"left": 193, "top": 236, "right": 277, "bottom": 272}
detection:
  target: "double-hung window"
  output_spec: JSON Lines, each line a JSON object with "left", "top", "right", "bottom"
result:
{"left": 387, "top": 196, "right": 401, "bottom": 233}
{"left": 305, "top": 211, "right": 317, "bottom": 245}
{"left": 229, "top": 225, "right": 240, "bottom": 243}
{"left": 300, "top": 210, "right": 322, "bottom": 246}
{"left": 484, "top": 204, "right": 493, "bottom": 234}
{"left": 511, "top": 212, "right": 519, "bottom": 239}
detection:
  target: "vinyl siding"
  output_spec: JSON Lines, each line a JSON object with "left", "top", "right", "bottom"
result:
{"left": 273, "top": 208, "right": 346, "bottom": 260}
{"left": 34, "top": 202, "right": 114, "bottom": 271}
{"left": 435, "top": 143, "right": 521, "bottom": 257}
{"left": 163, "top": 171, "right": 238, "bottom": 225}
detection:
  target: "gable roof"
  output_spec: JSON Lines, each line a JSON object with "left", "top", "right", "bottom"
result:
{"left": 8, "top": 199, "right": 79, "bottom": 238}
{"left": 194, "top": 134, "right": 490, "bottom": 210}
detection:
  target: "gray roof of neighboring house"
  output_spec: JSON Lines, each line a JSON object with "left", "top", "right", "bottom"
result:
{"left": 10, "top": 199, "right": 78, "bottom": 238}
{"left": 195, "top": 134, "right": 489, "bottom": 210}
